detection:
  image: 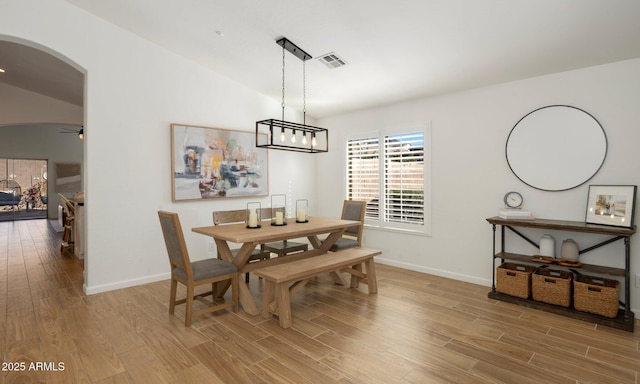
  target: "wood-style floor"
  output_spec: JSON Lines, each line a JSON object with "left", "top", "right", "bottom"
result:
{"left": 1, "top": 219, "right": 639, "bottom": 384}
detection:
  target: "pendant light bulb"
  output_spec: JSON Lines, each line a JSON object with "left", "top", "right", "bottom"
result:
{"left": 280, "top": 128, "right": 285, "bottom": 143}
{"left": 302, "top": 132, "right": 307, "bottom": 145}
{"left": 311, "top": 133, "right": 317, "bottom": 148}
{"left": 291, "top": 129, "right": 296, "bottom": 144}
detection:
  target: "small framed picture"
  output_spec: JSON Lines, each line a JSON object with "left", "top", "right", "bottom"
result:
{"left": 585, "top": 185, "right": 637, "bottom": 228}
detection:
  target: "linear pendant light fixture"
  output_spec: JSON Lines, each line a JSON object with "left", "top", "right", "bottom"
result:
{"left": 256, "top": 37, "right": 328, "bottom": 153}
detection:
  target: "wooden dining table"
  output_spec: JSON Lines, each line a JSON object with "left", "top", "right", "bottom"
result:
{"left": 192, "top": 216, "right": 360, "bottom": 315}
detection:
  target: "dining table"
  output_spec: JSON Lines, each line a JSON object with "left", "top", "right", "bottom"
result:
{"left": 192, "top": 216, "right": 360, "bottom": 315}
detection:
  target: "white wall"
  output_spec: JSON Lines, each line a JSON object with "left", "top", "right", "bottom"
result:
{"left": 317, "top": 58, "right": 640, "bottom": 316}
{"left": 1, "top": 0, "right": 317, "bottom": 294}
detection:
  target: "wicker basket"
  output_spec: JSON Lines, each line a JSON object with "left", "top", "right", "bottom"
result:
{"left": 496, "top": 263, "right": 535, "bottom": 299}
{"left": 574, "top": 275, "right": 620, "bottom": 318}
{"left": 532, "top": 268, "right": 572, "bottom": 307}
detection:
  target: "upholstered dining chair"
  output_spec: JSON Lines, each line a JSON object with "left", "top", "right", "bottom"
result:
{"left": 261, "top": 239, "right": 308, "bottom": 258}
{"left": 260, "top": 204, "right": 308, "bottom": 257}
{"left": 158, "top": 210, "right": 238, "bottom": 327}
{"left": 329, "top": 200, "right": 367, "bottom": 250}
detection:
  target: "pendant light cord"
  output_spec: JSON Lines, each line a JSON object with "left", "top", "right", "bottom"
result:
{"left": 281, "top": 44, "right": 286, "bottom": 121}
{"left": 280, "top": 38, "right": 308, "bottom": 125}
{"left": 303, "top": 60, "right": 307, "bottom": 126}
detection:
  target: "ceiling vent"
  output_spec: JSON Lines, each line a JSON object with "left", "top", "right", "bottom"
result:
{"left": 318, "top": 52, "right": 347, "bottom": 69}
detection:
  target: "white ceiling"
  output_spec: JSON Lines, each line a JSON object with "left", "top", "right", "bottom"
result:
{"left": 3, "top": 0, "right": 640, "bottom": 118}
{"left": 0, "top": 40, "right": 84, "bottom": 106}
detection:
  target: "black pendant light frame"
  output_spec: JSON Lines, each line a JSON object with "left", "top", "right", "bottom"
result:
{"left": 255, "top": 37, "right": 328, "bottom": 153}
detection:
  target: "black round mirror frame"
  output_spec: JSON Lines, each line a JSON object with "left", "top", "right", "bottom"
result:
{"left": 505, "top": 105, "right": 608, "bottom": 192}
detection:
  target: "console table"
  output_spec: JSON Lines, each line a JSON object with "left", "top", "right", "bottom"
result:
{"left": 486, "top": 216, "right": 636, "bottom": 331}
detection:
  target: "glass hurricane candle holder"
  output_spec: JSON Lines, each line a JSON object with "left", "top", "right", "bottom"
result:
{"left": 271, "top": 194, "right": 287, "bottom": 226}
{"left": 246, "top": 202, "right": 261, "bottom": 228}
{"left": 296, "top": 199, "right": 308, "bottom": 223}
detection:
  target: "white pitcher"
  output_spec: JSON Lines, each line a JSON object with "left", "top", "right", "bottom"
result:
{"left": 539, "top": 234, "right": 555, "bottom": 257}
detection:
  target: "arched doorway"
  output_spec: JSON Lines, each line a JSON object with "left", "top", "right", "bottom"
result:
{"left": 0, "top": 36, "right": 86, "bottom": 277}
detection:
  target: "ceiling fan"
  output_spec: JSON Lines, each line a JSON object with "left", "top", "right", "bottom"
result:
{"left": 59, "top": 126, "right": 84, "bottom": 140}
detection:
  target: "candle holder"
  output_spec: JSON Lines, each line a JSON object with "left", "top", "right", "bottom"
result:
{"left": 246, "top": 202, "right": 261, "bottom": 229}
{"left": 271, "top": 194, "right": 287, "bottom": 226}
{"left": 296, "top": 199, "right": 308, "bottom": 223}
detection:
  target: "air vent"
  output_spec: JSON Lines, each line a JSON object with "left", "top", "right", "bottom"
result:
{"left": 318, "top": 52, "right": 347, "bottom": 69}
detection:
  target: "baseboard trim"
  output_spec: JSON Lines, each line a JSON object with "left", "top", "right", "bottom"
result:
{"left": 376, "top": 257, "right": 492, "bottom": 287}
{"left": 84, "top": 272, "right": 170, "bottom": 295}
{"left": 80, "top": 257, "right": 640, "bottom": 324}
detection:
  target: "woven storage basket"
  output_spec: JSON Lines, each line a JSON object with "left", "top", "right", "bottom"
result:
{"left": 496, "top": 263, "right": 535, "bottom": 299}
{"left": 532, "top": 268, "right": 572, "bottom": 307}
{"left": 574, "top": 275, "right": 619, "bottom": 318}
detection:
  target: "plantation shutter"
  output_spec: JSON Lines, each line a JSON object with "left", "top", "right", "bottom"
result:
{"left": 383, "top": 132, "right": 425, "bottom": 225}
{"left": 346, "top": 137, "right": 379, "bottom": 219}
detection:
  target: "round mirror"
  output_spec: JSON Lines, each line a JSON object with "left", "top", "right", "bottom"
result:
{"left": 506, "top": 105, "right": 607, "bottom": 191}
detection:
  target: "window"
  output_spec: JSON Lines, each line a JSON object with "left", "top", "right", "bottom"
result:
{"left": 346, "top": 129, "right": 430, "bottom": 234}
{"left": 0, "top": 158, "right": 48, "bottom": 222}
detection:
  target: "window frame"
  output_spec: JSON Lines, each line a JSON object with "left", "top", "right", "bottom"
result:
{"left": 345, "top": 124, "right": 431, "bottom": 236}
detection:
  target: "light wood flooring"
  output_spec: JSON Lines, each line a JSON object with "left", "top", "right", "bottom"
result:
{"left": 1, "top": 219, "right": 639, "bottom": 384}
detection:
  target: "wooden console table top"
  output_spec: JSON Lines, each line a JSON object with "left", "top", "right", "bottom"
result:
{"left": 486, "top": 216, "right": 636, "bottom": 236}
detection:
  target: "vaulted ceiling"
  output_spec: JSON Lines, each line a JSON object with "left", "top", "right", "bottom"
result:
{"left": 0, "top": 41, "right": 84, "bottom": 107}
{"left": 2, "top": 0, "right": 640, "bottom": 118}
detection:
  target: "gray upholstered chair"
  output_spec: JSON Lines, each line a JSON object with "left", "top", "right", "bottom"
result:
{"left": 330, "top": 200, "right": 367, "bottom": 250}
{"left": 261, "top": 204, "right": 308, "bottom": 257}
{"left": 158, "top": 210, "right": 238, "bottom": 327}
{"left": 261, "top": 239, "right": 308, "bottom": 257}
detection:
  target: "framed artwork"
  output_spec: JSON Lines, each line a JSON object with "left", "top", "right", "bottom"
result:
{"left": 585, "top": 185, "right": 637, "bottom": 228}
{"left": 55, "top": 162, "right": 81, "bottom": 193}
{"left": 171, "top": 124, "right": 268, "bottom": 201}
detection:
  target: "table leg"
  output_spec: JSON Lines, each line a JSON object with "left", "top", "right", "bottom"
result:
{"left": 239, "top": 281, "right": 259, "bottom": 316}
{"left": 307, "top": 228, "right": 346, "bottom": 252}
{"left": 214, "top": 238, "right": 262, "bottom": 315}
{"left": 329, "top": 271, "right": 347, "bottom": 285}
{"left": 322, "top": 229, "right": 348, "bottom": 285}
{"left": 214, "top": 239, "right": 234, "bottom": 263}
{"left": 308, "top": 235, "right": 322, "bottom": 249}
{"left": 212, "top": 280, "right": 230, "bottom": 298}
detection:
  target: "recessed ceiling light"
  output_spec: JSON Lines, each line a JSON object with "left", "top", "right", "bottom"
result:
{"left": 0, "top": 68, "right": 5, "bottom": 73}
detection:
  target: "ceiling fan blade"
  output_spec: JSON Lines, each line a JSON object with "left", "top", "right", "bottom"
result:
{"left": 59, "top": 127, "right": 81, "bottom": 132}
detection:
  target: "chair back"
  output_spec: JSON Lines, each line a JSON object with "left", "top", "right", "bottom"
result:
{"left": 59, "top": 193, "right": 76, "bottom": 217}
{"left": 341, "top": 200, "right": 366, "bottom": 244}
{"left": 213, "top": 208, "right": 272, "bottom": 225}
{"left": 158, "top": 211, "right": 192, "bottom": 279}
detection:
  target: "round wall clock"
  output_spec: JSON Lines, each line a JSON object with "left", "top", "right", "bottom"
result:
{"left": 504, "top": 191, "right": 523, "bottom": 208}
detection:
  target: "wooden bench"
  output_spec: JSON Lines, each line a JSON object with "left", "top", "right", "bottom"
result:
{"left": 253, "top": 247, "right": 381, "bottom": 328}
